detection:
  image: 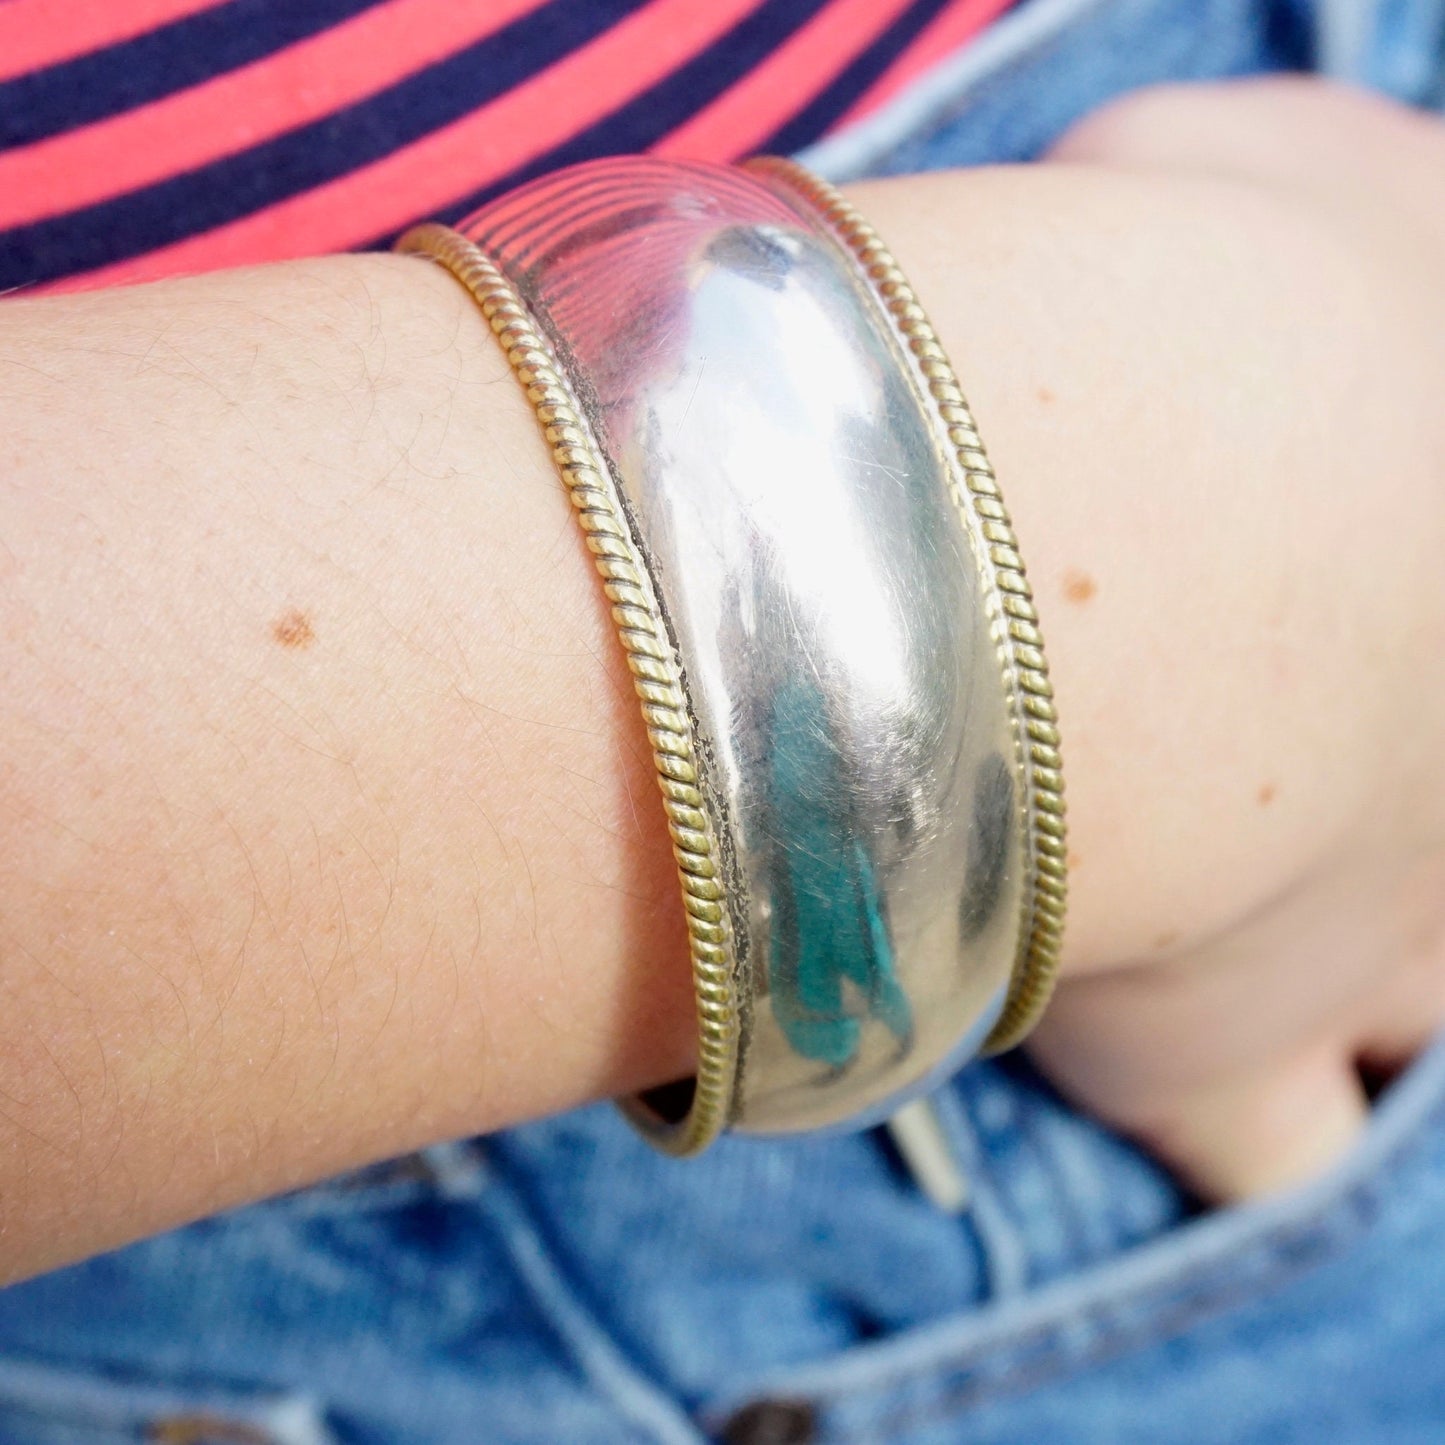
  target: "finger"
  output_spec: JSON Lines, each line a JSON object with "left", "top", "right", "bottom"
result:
{"left": 1358, "top": 850, "right": 1445, "bottom": 1071}
{"left": 1131, "top": 1044, "right": 1368, "bottom": 1204}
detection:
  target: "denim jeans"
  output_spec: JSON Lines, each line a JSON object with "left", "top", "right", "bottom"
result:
{"left": 3, "top": 1, "right": 1444, "bottom": 1440}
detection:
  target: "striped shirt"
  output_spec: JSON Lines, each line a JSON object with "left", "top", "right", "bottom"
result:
{"left": 0, "top": 0, "right": 1015, "bottom": 293}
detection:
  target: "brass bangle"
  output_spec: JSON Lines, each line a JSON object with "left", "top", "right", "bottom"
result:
{"left": 397, "top": 156, "right": 1065, "bottom": 1155}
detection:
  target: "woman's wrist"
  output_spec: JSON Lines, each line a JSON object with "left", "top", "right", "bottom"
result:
{"left": 2, "top": 93, "right": 1440, "bottom": 1276}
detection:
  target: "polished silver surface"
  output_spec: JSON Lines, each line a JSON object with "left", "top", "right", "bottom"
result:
{"left": 461, "top": 159, "right": 1028, "bottom": 1134}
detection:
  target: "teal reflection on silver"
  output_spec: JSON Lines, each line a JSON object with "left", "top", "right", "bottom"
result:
{"left": 765, "top": 674, "right": 913, "bottom": 1069}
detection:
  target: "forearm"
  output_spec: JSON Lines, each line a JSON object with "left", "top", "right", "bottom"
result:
{"left": 1, "top": 251, "right": 697, "bottom": 1278}
{"left": 2, "top": 154, "right": 1440, "bottom": 1279}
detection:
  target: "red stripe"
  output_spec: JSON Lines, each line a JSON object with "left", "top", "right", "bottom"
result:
{"left": 0, "top": 0, "right": 549, "bottom": 230}
{"left": 832, "top": 0, "right": 1012, "bottom": 130}
{"left": 650, "top": 0, "right": 918, "bottom": 162}
{"left": 0, "top": 0, "right": 226, "bottom": 84}
{"left": 51, "top": 0, "right": 767, "bottom": 294}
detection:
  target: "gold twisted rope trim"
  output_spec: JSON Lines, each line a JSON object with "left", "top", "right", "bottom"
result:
{"left": 747, "top": 158, "right": 1068, "bottom": 1054}
{"left": 396, "top": 222, "right": 741, "bottom": 1156}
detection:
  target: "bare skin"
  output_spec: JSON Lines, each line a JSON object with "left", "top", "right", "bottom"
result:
{"left": 0, "top": 79, "right": 1441, "bottom": 1283}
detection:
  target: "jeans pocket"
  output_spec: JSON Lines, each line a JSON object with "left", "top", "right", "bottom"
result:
{"left": 0, "top": 1355, "right": 335, "bottom": 1445}
{"left": 702, "top": 1034, "right": 1445, "bottom": 1445}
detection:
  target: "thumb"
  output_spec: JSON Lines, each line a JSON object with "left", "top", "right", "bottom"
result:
{"left": 1130, "top": 1044, "right": 1369, "bottom": 1203}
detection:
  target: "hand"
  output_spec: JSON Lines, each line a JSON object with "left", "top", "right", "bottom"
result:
{"left": 1024, "top": 79, "right": 1445, "bottom": 1202}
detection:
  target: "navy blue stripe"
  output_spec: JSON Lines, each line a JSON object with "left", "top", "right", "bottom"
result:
{"left": 419, "top": 0, "right": 839, "bottom": 234}
{"left": 761, "top": 0, "right": 959, "bottom": 155}
{"left": 0, "top": 0, "right": 393, "bottom": 149}
{"left": 0, "top": 0, "right": 646, "bottom": 289}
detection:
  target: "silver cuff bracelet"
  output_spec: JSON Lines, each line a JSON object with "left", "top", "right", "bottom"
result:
{"left": 398, "top": 156, "right": 1066, "bottom": 1156}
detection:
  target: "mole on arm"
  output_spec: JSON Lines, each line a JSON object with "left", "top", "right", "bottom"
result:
{"left": 271, "top": 608, "right": 315, "bottom": 649}
{"left": 1062, "top": 570, "right": 1097, "bottom": 606}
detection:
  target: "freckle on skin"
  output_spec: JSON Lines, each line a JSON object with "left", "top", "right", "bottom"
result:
{"left": 272, "top": 609, "right": 315, "bottom": 649}
{"left": 1067, "top": 849, "right": 1083, "bottom": 871}
{"left": 1037, "top": 385, "right": 1056, "bottom": 404}
{"left": 1257, "top": 782, "right": 1277, "bottom": 807}
{"left": 1063, "top": 570, "right": 1097, "bottom": 606}
{"left": 1153, "top": 930, "right": 1179, "bottom": 951}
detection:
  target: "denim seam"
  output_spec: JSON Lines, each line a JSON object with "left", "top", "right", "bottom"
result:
{"left": 0, "top": 1356, "right": 336, "bottom": 1445}
{"left": 926, "top": 1086, "right": 1031, "bottom": 1299}
{"left": 834, "top": 1189, "right": 1382, "bottom": 1443}
{"left": 709, "top": 1188, "right": 1377, "bottom": 1445}
{"left": 476, "top": 1164, "right": 707, "bottom": 1445}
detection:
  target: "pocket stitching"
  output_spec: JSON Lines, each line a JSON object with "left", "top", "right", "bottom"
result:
{"left": 704, "top": 1041, "right": 1445, "bottom": 1437}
